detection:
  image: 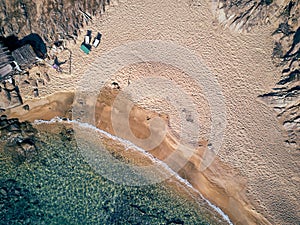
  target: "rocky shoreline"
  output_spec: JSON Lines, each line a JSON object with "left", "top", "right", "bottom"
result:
{"left": 0, "top": 178, "right": 43, "bottom": 225}
{"left": 0, "top": 115, "right": 39, "bottom": 165}
{"left": 0, "top": 117, "right": 230, "bottom": 225}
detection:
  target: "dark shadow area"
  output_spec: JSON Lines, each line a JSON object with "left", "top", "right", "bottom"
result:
{"left": 0, "top": 35, "right": 20, "bottom": 52}
{"left": 54, "top": 56, "right": 67, "bottom": 67}
{"left": 0, "top": 33, "right": 47, "bottom": 59}
{"left": 19, "top": 33, "right": 47, "bottom": 59}
{"left": 87, "top": 30, "right": 92, "bottom": 37}
{"left": 96, "top": 32, "right": 102, "bottom": 40}
{"left": 54, "top": 41, "right": 63, "bottom": 47}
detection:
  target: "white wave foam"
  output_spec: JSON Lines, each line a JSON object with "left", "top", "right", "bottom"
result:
{"left": 34, "top": 117, "right": 233, "bottom": 225}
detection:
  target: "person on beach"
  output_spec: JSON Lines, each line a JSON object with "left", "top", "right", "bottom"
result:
{"left": 52, "top": 56, "right": 66, "bottom": 73}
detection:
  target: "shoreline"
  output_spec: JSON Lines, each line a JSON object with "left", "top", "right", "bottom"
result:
{"left": 5, "top": 90, "right": 271, "bottom": 224}
{"left": 34, "top": 117, "right": 233, "bottom": 225}
{"left": 2, "top": 0, "right": 299, "bottom": 224}
{"left": 0, "top": 118, "right": 225, "bottom": 225}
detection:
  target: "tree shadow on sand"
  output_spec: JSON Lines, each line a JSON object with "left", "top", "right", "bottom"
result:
{"left": 0, "top": 33, "right": 47, "bottom": 59}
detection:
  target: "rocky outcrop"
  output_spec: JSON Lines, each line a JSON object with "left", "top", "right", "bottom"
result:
{"left": 0, "top": 78, "right": 23, "bottom": 110}
{"left": 212, "top": 0, "right": 286, "bottom": 32}
{"left": 259, "top": 85, "right": 299, "bottom": 148}
{"left": 0, "top": 0, "right": 110, "bottom": 45}
{"left": 0, "top": 115, "right": 39, "bottom": 164}
{"left": 213, "top": 0, "right": 299, "bottom": 148}
{"left": 260, "top": 1, "right": 299, "bottom": 148}
{"left": 0, "top": 179, "right": 43, "bottom": 224}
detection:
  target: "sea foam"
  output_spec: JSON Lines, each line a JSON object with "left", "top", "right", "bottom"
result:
{"left": 34, "top": 117, "right": 233, "bottom": 225}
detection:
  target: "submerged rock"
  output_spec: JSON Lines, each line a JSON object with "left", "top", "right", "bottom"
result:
{"left": 59, "top": 127, "right": 75, "bottom": 142}
{"left": 0, "top": 116, "right": 39, "bottom": 164}
{"left": 0, "top": 179, "right": 43, "bottom": 224}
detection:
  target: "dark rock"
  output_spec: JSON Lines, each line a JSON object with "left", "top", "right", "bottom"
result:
{"left": 0, "top": 114, "right": 7, "bottom": 120}
{"left": 213, "top": 0, "right": 284, "bottom": 32}
{"left": 273, "top": 22, "right": 292, "bottom": 36}
{"left": 0, "top": 117, "right": 39, "bottom": 165}
{"left": 0, "top": 179, "right": 43, "bottom": 224}
{"left": 0, "top": 188, "right": 7, "bottom": 197}
{"left": 0, "top": 118, "right": 8, "bottom": 128}
{"left": 23, "top": 104, "right": 30, "bottom": 111}
{"left": 9, "top": 138, "right": 39, "bottom": 164}
{"left": 260, "top": 0, "right": 300, "bottom": 148}
{"left": 7, "top": 122, "right": 21, "bottom": 132}
{"left": 277, "top": 70, "right": 300, "bottom": 85}
{"left": 59, "top": 127, "right": 74, "bottom": 141}
{"left": 14, "top": 189, "right": 20, "bottom": 196}
{"left": 167, "top": 217, "right": 184, "bottom": 224}
{"left": 33, "top": 88, "right": 39, "bottom": 97}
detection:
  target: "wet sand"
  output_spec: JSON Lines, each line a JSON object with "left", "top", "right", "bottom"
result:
{"left": 2, "top": 87, "right": 277, "bottom": 224}
{"left": 4, "top": 0, "right": 300, "bottom": 224}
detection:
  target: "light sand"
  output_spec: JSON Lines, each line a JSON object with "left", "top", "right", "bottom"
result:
{"left": 4, "top": 0, "right": 300, "bottom": 224}
{"left": 94, "top": 87, "right": 272, "bottom": 225}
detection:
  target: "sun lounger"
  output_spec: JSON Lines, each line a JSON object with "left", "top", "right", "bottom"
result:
{"left": 85, "top": 30, "right": 92, "bottom": 45}
{"left": 85, "top": 36, "right": 90, "bottom": 45}
{"left": 93, "top": 32, "right": 102, "bottom": 48}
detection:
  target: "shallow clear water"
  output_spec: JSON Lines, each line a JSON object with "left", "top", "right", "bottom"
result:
{"left": 0, "top": 125, "right": 225, "bottom": 225}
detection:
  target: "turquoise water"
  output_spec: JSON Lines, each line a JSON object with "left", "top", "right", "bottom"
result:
{"left": 0, "top": 124, "right": 226, "bottom": 225}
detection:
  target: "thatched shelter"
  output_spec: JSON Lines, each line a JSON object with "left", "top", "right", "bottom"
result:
{"left": 12, "top": 44, "right": 38, "bottom": 69}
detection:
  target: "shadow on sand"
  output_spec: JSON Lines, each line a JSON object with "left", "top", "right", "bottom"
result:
{"left": 0, "top": 33, "right": 47, "bottom": 59}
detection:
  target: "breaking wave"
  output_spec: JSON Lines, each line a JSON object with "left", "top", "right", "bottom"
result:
{"left": 34, "top": 117, "right": 233, "bottom": 225}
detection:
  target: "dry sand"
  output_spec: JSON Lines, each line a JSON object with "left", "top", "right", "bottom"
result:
{"left": 5, "top": 0, "right": 300, "bottom": 224}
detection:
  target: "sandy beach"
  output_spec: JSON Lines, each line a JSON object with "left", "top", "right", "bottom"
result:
{"left": 4, "top": 0, "right": 300, "bottom": 224}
